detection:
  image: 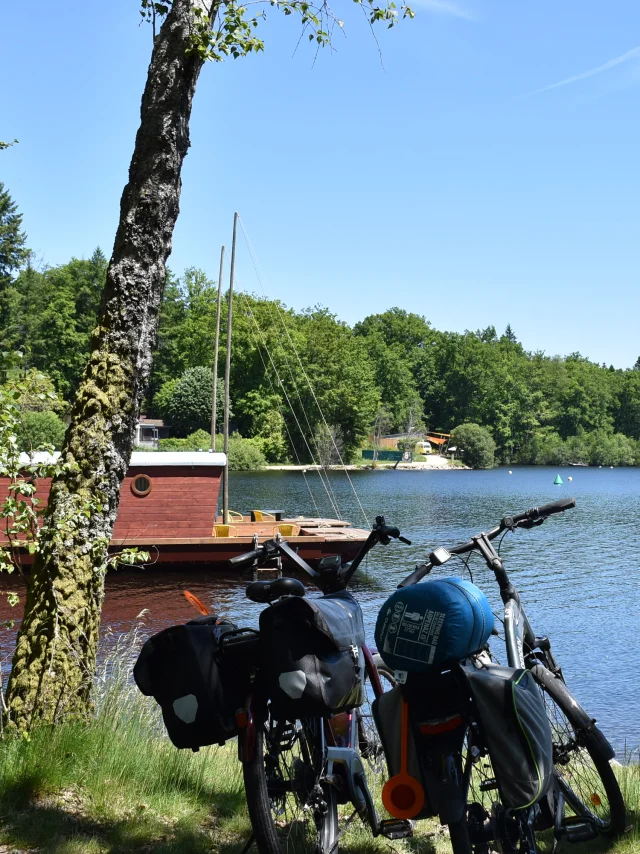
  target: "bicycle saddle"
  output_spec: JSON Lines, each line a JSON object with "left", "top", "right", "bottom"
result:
{"left": 245, "top": 577, "right": 306, "bottom": 604}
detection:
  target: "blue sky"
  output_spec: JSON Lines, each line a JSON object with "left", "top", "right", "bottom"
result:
{"left": 2, "top": 0, "right": 639, "bottom": 367}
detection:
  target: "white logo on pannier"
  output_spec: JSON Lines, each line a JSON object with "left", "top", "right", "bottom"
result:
{"left": 279, "top": 670, "right": 307, "bottom": 699}
{"left": 173, "top": 693, "right": 198, "bottom": 724}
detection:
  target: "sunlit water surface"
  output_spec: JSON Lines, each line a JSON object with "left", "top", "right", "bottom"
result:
{"left": 1, "top": 466, "right": 638, "bottom": 755}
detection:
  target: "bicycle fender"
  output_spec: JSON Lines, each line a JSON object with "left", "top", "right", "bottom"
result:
{"left": 529, "top": 665, "right": 615, "bottom": 761}
{"left": 421, "top": 752, "right": 465, "bottom": 825}
{"left": 238, "top": 695, "right": 258, "bottom": 763}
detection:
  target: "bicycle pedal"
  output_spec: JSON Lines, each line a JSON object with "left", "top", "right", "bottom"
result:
{"left": 556, "top": 817, "right": 597, "bottom": 843}
{"left": 378, "top": 819, "right": 414, "bottom": 840}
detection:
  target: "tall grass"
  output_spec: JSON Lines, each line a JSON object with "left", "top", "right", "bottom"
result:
{"left": 0, "top": 623, "right": 248, "bottom": 853}
{"left": 0, "top": 622, "right": 637, "bottom": 853}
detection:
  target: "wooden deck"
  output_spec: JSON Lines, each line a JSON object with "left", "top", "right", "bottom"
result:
{"left": 110, "top": 518, "right": 369, "bottom": 567}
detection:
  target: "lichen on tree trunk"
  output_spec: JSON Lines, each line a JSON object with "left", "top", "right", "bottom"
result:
{"left": 5, "top": 0, "right": 214, "bottom": 730}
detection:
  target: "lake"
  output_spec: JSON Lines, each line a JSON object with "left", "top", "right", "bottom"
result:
{"left": 1, "top": 465, "right": 639, "bottom": 756}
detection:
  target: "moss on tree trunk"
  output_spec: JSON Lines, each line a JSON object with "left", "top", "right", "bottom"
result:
{"left": 5, "top": 0, "right": 214, "bottom": 730}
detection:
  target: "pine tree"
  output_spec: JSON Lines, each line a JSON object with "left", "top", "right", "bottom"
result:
{"left": 503, "top": 323, "right": 517, "bottom": 343}
{"left": 0, "top": 183, "right": 28, "bottom": 329}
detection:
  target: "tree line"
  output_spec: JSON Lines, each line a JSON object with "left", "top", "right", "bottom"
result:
{"left": 2, "top": 185, "right": 640, "bottom": 469}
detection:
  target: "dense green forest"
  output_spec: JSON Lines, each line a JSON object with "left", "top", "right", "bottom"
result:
{"left": 2, "top": 182, "right": 640, "bottom": 468}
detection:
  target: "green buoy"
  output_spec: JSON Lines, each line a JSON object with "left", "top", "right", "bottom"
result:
{"left": 554, "top": 474, "right": 563, "bottom": 485}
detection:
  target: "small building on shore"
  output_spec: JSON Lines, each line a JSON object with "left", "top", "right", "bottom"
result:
{"left": 135, "top": 417, "right": 170, "bottom": 449}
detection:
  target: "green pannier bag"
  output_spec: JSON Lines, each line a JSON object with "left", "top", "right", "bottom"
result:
{"left": 462, "top": 663, "right": 554, "bottom": 810}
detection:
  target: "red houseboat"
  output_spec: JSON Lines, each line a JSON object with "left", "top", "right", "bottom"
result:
{"left": 1, "top": 452, "right": 368, "bottom": 569}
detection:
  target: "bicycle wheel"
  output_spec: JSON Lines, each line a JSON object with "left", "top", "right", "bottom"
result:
{"left": 242, "top": 713, "right": 339, "bottom": 854}
{"left": 530, "top": 665, "right": 626, "bottom": 837}
{"left": 357, "top": 652, "right": 394, "bottom": 777}
{"left": 457, "top": 726, "right": 522, "bottom": 854}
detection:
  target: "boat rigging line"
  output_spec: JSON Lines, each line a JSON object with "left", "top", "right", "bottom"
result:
{"left": 231, "top": 261, "right": 341, "bottom": 521}
{"left": 236, "top": 215, "right": 371, "bottom": 529}
{"left": 237, "top": 281, "right": 344, "bottom": 522}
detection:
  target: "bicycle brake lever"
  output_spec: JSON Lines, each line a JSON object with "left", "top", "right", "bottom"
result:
{"left": 518, "top": 518, "right": 546, "bottom": 530}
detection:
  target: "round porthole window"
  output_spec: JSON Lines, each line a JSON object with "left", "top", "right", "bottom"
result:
{"left": 131, "top": 474, "right": 152, "bottom": 497}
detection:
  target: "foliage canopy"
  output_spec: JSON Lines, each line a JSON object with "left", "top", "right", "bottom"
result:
{"left": 2, "top": 247, "right": 640, "bottom": 468}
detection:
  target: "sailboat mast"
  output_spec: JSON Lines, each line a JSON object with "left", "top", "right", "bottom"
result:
{"left": 222, "top": 213, "right": 238, "bottom": 524}
{"left": 210, "top": 244, "right": 225, "bottom": 451}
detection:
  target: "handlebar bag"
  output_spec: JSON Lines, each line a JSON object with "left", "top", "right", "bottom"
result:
{"left": 259, "top": 590, "right": 366, "bottom": 719}
{"left": 374, "top": 577, "right": 494, "bottom": 673}
{"left": 133, "top": 615, "right": 258, "bottom": 750}
{"left": 461, "top": 663, "right": 554, "bottom": 810}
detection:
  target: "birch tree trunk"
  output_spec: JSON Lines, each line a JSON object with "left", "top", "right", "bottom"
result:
{"left": 6, "top": 0, "right": 214, "bottom": 729}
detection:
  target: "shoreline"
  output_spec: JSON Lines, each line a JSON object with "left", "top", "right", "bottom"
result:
{"left": 265, "top": 456, "right": 469, "bottom": 471}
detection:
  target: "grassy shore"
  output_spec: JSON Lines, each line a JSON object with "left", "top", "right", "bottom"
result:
{"left": 0, "top": 631, "right": 637, "bottom": 853}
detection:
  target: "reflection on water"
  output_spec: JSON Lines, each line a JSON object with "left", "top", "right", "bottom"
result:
{"left": 1, "top": 466, "right": 639, "bottom": 755}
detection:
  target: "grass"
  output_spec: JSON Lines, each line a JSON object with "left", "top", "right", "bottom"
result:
{"left": 0, "top": 627, "right": 638, "bottom": 853}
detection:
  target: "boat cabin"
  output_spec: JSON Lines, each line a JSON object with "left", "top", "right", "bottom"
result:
{"left": 1, "top": 452, "right": 368, "bottom": 568}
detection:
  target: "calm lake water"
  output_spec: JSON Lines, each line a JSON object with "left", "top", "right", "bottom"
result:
{"left": 1, "top": 466, "right": 639, "bottom": 755}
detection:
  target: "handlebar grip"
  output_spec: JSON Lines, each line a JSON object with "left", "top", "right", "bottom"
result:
{"left": 503, "top": 497, "right": 576, "bottom": 529}
{"left": 379, "top": 525, "right": 401, "bottom": 539}
{"left": 228, "top": 547, "right": 264, "bottom": 568}
{"left": 534, "top": 497, "right": 576, "bottom": 517}
{"left": 398, "top": 563, "right": 432, "bottom": 588}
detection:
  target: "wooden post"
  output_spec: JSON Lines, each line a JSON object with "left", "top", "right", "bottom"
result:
{"left": 210, "top": 244, "right": 225, "bottom": 450}
{"left": 222, "top": 213, "right": 238, "bottom": 524}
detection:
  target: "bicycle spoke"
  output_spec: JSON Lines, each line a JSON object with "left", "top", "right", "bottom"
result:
{"left": 540, "top": 689, "right": 614, "bottom": 828}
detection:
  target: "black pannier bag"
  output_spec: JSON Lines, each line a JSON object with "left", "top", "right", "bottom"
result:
{"left": 133, "top": 615, "right": 259, "bottom": 750}
{"left": 259, "top": 590, "right": 365, "bottom": 719}
{"left": 372, "top": 685, "right": 435, "bottom": 820}
{"left": 372, "top": 671, "right": 468, "bottom": 821}
{"left": 462, "top": 663, "right": 554, "bottom": 810}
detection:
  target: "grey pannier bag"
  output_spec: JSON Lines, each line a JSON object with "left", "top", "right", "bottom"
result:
{"left": 259, "top": 590, "right": 366, "bottom": 719}
{"left": 462, "top": 663, "right": 554, "bottom": 810}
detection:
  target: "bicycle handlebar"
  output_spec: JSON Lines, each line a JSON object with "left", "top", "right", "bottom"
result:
{"left": 502, "top": 497, "right": 576, "bottom": 529}
{"left": 375, "top": 521, "right": 412, "bottom": 545}
{"left": 228, "top": 515, "right": 410, "bottom": 593}
{"left": 398, "top": 562, "right": 433, "bottom": 588}
{"left": 398, "top": 498, "right": 576, "bottom": 587}
{"left": 228, "top": 547, "right": 265, "bottom": 569}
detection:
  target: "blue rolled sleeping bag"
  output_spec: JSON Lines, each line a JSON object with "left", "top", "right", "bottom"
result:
{"left": 375, "top": 577, "right": 494, "bottom": 673}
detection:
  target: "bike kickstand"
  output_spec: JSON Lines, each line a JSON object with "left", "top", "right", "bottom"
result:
{"left": 240, "top": 833, "right": 255, "bottom": 854}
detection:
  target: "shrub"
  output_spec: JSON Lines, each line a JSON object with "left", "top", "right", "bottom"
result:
{"left": 451, "top": 423, "right": 496, "bottom": 469}
{"left": 158, "top": 429, "right": 213, "bottom": 452}
{"left": 228, "top": 433, "right": 266, "bottom": 470}
{"left": 157, "top": 430, "right": 266, "bottom": 469}
{"left": 15, "top": 411, "right": 67, "bottom": 451}
{"left": 587, "top": 432, "right": 637, "bottom": 467}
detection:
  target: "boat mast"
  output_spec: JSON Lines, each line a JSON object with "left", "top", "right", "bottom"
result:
{"left": 222, "top": 213, "right": 238, "bottom": 524}
{"left": 210, "top": 244, "right": 225, "bottom": 451}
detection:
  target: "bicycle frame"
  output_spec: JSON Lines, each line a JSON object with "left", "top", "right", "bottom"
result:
{"left": 238, "top": 642, "right": 384, "bottom": 832}
{"left": 473, "top": 532, "right": 562, "bottom": 675}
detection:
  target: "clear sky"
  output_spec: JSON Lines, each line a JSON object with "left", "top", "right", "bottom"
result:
{"left": 2, "top": 0, "right": 639, "bottom": 368}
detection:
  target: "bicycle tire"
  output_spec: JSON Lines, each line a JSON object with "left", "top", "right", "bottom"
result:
{"left": 530, "top": 665, "right": 626, "bottom": 837}
{"left": 242, "top": 715, "right": 340, "bottom": 854}
{"left": 448, "top": 819, "right": 473, "bottom": 854}
{"left": 357, "top": 653, "right": 394, "bottom": 777}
